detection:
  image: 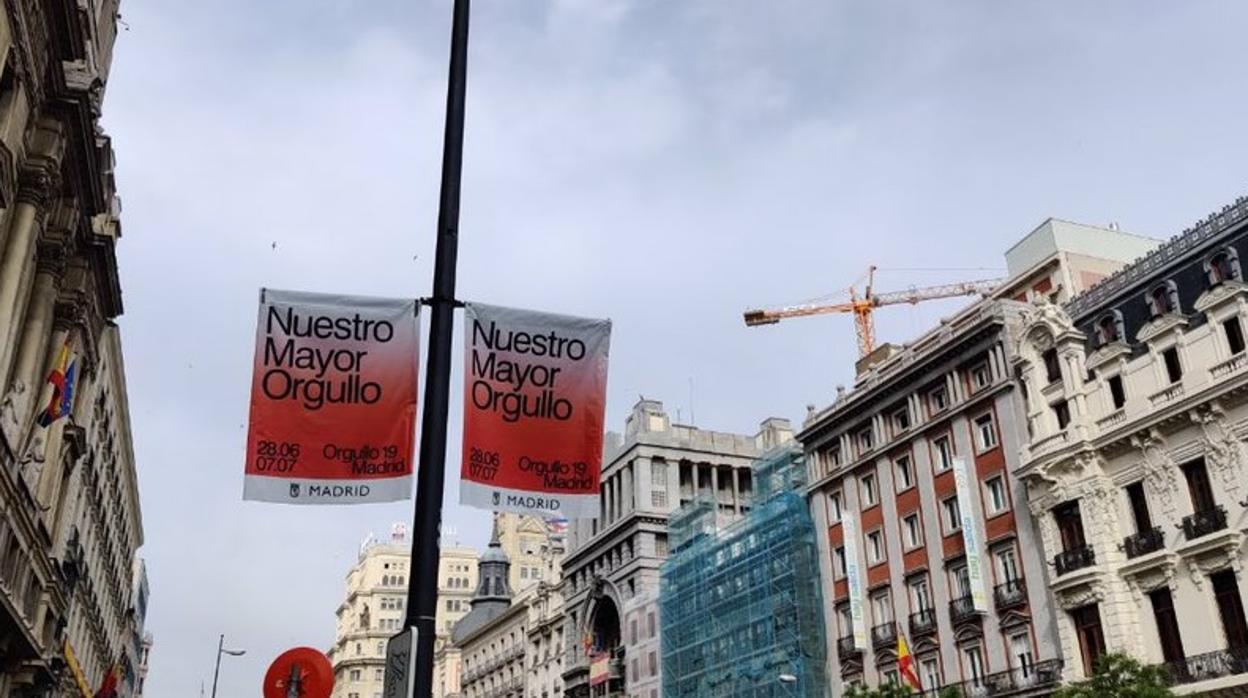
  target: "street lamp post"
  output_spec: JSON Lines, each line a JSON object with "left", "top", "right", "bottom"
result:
{"left": 210, "top": 634, "right": 246, "bottom": 698}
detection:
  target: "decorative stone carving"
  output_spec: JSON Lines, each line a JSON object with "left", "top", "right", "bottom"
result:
{"left": 15, "top": 161, "right": 59, "bottom": 211}
{"left": 1186, "top": 544, "right": 1243, "bottom": 589}
{"left": 1035, "top": 296, "right": 1076, "bottom": 334}
{"left": 1131, "top": 429, "right": 1179, "bottom": 522}
{"left": 1057, "top": 580, "right": 1107, "bottom": 610}
{"left": 1190, "top": 404, "right": 1245, "bottom": 499}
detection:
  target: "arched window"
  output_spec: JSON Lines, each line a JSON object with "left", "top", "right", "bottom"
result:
{"left": 1146, "top": 281, "right": 1180, "bottom": 317}
{"left": 1095, "top": 310, "right": 1125, "bottom": 346}
{"left": 1206, "top": 247, "right": 1242, "bottom": 286}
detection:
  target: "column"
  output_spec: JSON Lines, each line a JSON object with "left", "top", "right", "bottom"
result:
{"left": 731, "top": 468, "right": 740, "bottom": 515}
{"left": 634, "top": 456, "right": 651, "bottom": 511}
{"left": 710, "top": 464, "right": 719, "bottom": 510}
{"left": 0, "top": 163, "right": 58, "bottom": 379}
{"left": 1, "top": 242, "right": 66, "bottom": 445}
{"left": 623, "top": 463, "right": 633, "bottom": 515}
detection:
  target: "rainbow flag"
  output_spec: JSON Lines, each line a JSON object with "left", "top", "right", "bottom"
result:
{"left": 898, "top": 632, "right": 922, "bottom": 692}
{"left": 36, "top": 342, "right": 76, "bottom": 428}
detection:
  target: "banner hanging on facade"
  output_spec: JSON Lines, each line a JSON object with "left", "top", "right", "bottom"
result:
{"left": 244, "top": 289, "right": 419, "bottom": 505}
{"left": 952, "top": 456, "right": 989, "bottom": 612}
{"left": 842, "top": 509, "right": 868, "bottom": 649}
{"left": 460, "top": 302, "right": 611, "bottom": 517}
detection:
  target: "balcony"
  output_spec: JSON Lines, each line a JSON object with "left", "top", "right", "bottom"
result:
{"left": 1150, "top": 383, "right": 1185, "bottom": 407}
{"left": 1095, "top": 408, "right": 1126, "bottom": 430}
{"left": 1211, "top": 352, "right": 1248, "bottom": 379}
{"left": 909, "top": 608, "right": 937, "bottom": 636}
{"left": 994, "top": 579, "right": 1026, "bottom": 611}
{"left": 1054, "top": 545, "right": 1095, "bottom": 576}
{"left": 837, "top": 635, "right": 861, "bottom": 660}
{"left": 928, "top": 659, "right": 1063, "bottom": 697}
{"left": 949, "top": 595, "right": 980, "bottom": 625}
{"left": 871, "top": 622, "right": 897, "bottom": 649}
{"left": 1123, "top": 527, "right": 1166, "bottom": 559}
{"left": 1161, "top": 647, "right": 1248, "bottom": 686}
{"left": 1183, "top": 506, "right": 1228, "bottom": 541}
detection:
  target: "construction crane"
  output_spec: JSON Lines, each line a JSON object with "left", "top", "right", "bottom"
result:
{"left": 743, "top": 266, "right": 1005, "bottom": 357}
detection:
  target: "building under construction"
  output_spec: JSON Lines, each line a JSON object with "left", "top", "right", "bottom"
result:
{"left": 660, "top": 446, "right": 828, "bottom": 697}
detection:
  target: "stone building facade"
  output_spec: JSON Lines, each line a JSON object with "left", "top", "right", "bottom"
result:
{"left": 455, "top": 518, "right": 524, "bottom": 698}
{"left": 1013, "top": 194, "right": 1248, "bottom": 694}
{"left": 0, "top": 1, "right": 147, "bottom": 694}
{"left": 801, "top": 220, "right": 1156, "bottom": 695}
{"left": 330, "top": 531, "right": 411, "bottom": 698}
{"left": 559, "top": 399, "right": 791, "bottom": 697}
{"left": 433, "top": 544, "right": 478, "bottom": 698}
{"left": 525, "top": 581, "right": 564, "bottom": 698}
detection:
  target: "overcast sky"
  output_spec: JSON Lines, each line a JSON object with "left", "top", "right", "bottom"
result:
{"left": 101, "top": 1, "right": 1248, "bottom": 694}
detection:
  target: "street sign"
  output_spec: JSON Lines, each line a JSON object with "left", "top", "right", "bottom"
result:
{"left": 262, "top": 647, "right": 333, "bottom": 698}
{"left": 383, "top": 628, "right": 418, "bottom": 698}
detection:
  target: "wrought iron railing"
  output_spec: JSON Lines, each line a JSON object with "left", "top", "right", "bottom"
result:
{"left": 871, "top": 621, "right": 897, "bottom": 648}
{"left": 909, "top": 608, "right": 937, "bottom": 636}
{"left": 949, "top": 595, "right": 979, "bottom": 624}
{"left": 1054, "top": 544, "right": 1095, "bottom": 575}
{"left": 918, "top": 659, "right": 1062, "bottom": 697}
{"left": 993, "top": 578, "right": 1026, "bottom": 610}
{"left": 837, "top": 635, "right": 861, "bottom": 658}
{"left": 1123, "top": 526, "right": 1165, "bottom": 558}
{"left": 1183, "top": 505, "right": 1228, "bottom": 541}
{"left": 1161, "top": 647, "right": 1248, "bottom": 685}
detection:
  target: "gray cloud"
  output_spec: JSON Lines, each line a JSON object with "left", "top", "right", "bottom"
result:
{"left": 103, "top": 1, "right": 1248, "bottom": 694}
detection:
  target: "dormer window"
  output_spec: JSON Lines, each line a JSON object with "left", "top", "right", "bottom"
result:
{"left": 1146, "top": 281, "right": 1180, "bottom": 317}
{"left": 1095, "top": 310, "right": 1125, "bottom": 346}
{"left": 1206, "top": 248, "right": 1242, "bottom": 286}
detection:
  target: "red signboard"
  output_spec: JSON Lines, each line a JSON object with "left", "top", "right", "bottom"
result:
{"left": 459, "top": 302, "right": 611, "bottom": 517}
{"left": 244, "top": 289, "right": 419, "bottom": 504}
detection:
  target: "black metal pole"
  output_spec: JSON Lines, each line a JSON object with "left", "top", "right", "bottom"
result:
{"left": 210, "top": 634, "right": 223, "bottom": 698}
{"left": 405, "top": 0, "right": 470, "bottom": 696}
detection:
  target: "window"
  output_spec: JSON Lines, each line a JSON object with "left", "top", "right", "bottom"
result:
{"left": 1009, "top": 632, "right": 1034, "bottom": 676}
{"left": 969, "top": 362, "right": 992, "bottom": 392}
{"left": 1150, "top": 588, "right": 1185, "bottom": 664}
{"left": 883, "top": 668, "right": 900, "bottom": 685}
{"left": 375, "top": 669, "right": 384, "bottom": 681}
{"left": 1072, "top": 604, "right": 1106, "bottom": 676}
{"left": 974, "top": 413, "right": 997, "bottom": 451}
{"left": 837, "top": 604, "right": 853, "bottom": 638}
{"left": 857, "top": 427, "right": 874, "bottom": 454}
{"left": 1227, "top": 317, "right": 1246, "bottom": 356}
{"left": 860, "top": 473, "right": 878, "bottom": 507}
{"left": 1096, "top": 312, "right": 1124, "bottom": 345}
{"left": 1207, "top": 249, "right": 1242, "bottom": 285}
{"left": 1108, "top": 375, "right": 1126, "bottom": 409}
{"left": 929, "top": 385, "right": 949, "bottom": 415}
{"left": 892, "top": 405, "right": 912, "bottom": 434}
{"left": 834, "top": 546, "right": 847, "bottom": 577}
{"left": 827, "top": 490, "right": 843, "bottom": 522}
{"left": 521, "top": 567, "right": 529, "bottom": 579}
{"left": 648, "top": 651, "right": 657, "bottom": 676}
{"left": 1163, "top": 347, "right": 1182, "bottom": 384}
{"left": 921, "top": 658, "right": 941, "bottom": 691}
{"left": 962, "top": 645, "right": 986, "bottom": 684}
{"left": 1042, "top": 348, "right": 1061, "bottom": 384}
{"left": 830, "top": 444, "right": 843, "bottom": 467}
{"left": 910, "top": 577, "right": 932, "bottom": 611}
{"left": 1126, "top": 481, "right": 1152, "bottom": 533}
{"left": 1053, "top": 400, "right": 1071, "bottom": 430}
{"left": 952, "top": 565, "right": 971, "bottom": 598}
{"left": 942, "top": 497, "right": 962, "bottom": 533}
{"left": 932, "top": 435, "right": 953, "bottom": 472}
{"left": 903, "top": 513, "right": 922, "bottom": 549}
{"left": 994, "top": 545, "right": 1020, "bottom": 582}
{"left": 655, "top": 534, "right": 668, "bottom": 557}
{"left": 648, "top": 611, "right": 656, "bottom": 638}
{"left": 985, "top": 476, "right": 1008, "bottom": 514}
{"left": 1149, "top": 280, "right": 1182, "bottom": 317}
{"left": 350, "top": 670, "right": 362, "bottom": 682}
{"left": 651, "top": 489, "right": 667, "bottom": 508}
{"left": 871, "top": 590, "right": 893, "bottom": 624}
{"left": 895, "top": 456, "right": 914, "bottom": 490}
{"left": 867, "top": 530, "right": 886, "bottom": 565}
{"left": 446, "top": 600, "right": 455, "bottom": 611}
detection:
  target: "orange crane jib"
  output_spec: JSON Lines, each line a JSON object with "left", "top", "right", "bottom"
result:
{"left": 743, "top": 266, "right": 1004, "bottom": 357}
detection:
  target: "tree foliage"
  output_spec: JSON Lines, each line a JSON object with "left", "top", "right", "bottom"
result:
{"left": 1052, "top": 653, "right": 1174, "bottom": 698}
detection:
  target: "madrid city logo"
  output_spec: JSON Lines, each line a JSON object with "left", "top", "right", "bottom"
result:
{"left": 290, "top": 483, "right": 301, "bottom": 498}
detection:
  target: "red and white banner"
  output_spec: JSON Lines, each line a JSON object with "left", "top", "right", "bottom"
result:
{"left": 244, "top": 289, "right": 419, "bottom": 504}
{"left": 460, "top": 302, "right": 611, "bottom": 517}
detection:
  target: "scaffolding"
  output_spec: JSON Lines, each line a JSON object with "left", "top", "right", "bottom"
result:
{"left": 660, "top": 446, "right": 828, "bottom": 697}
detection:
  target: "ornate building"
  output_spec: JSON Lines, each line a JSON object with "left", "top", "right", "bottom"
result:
{"left": 1013, "top": 194, "right": 1248, "bottom": 693}
{"left": 330, "top": 528, "right": 411, "bottom": 698}
{"left": 801, "top": 219, "right": 1156, "bottom": 695}
{"left": 559, "top": 399, "right": 790, "bottom": 697}
{"left": 0, "top": 0, "right": 146, "bottom": 694}
{"left": 432, "top": 544, "right": 478, "bottom": 698}
{"left": 454, "top": 517, "right": 525, "bottom": 698}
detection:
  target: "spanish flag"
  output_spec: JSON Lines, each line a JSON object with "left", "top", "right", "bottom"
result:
{"left": 36, "top": 342, "right": 75, "bottom": 428}
{"left": 898, "top": 633, "right": 922, "bottom": 692}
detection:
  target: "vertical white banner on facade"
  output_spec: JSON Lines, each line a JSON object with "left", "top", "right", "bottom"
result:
{"left": 842, "top": 509, "right": 868, "bottom": 648}
{"left": 952, "top": 456, "right": 989, "bottom": 612}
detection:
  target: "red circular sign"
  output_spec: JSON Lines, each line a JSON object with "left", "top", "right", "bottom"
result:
{"left": 263, "top": 647, "right": 334, "bottom": 698}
